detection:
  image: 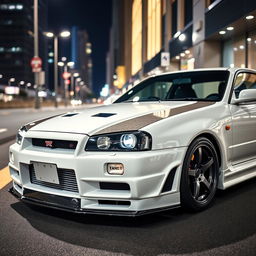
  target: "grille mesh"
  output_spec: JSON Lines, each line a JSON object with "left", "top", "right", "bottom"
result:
{"left": 29, "top": 165, "right": 79, "bottom": 193}
{"left": 32, "top": 138, "right": 77, "bottom": 150}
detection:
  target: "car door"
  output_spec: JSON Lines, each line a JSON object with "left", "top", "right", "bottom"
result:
{"left": 229, "top": 71, "right": 256, "bottom": 165}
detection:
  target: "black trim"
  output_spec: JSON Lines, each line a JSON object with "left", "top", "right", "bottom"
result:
{"left": 9, "top": 187, "right": 180, "bottom": 217}
{"left": 21, "top": 114, "right": 63, "bottom": 132}
{"left": 98, "top": 200, "right": 131, "bottom": 206}
{"left": 92, "top": 113, "right": 117, "bottom": 118}
{"left": 62, "top": 113, "right": 79, "bottom": 117}
{"left": 161, "top": 167, "right": 177, "bottom": 193}
{"left": 99, "top": 182, "right": 130, "bottom": 191}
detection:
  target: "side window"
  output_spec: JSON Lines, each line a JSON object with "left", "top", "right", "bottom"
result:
{"left": 234, "top": 72, "right": 256, "bottom": 98}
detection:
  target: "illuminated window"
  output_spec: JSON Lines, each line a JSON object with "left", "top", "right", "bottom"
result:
{"left": 132, "top": 0, "right": 142, "bottom": 75}
{"left": 248, "top": 31, "right": 256, "bottom": 70}
{"left": 0, "top": 4, "right": 23, "bottom": 10}
{"left": 222, "top": 36, "right": 245, "bottom": 68}
{"left": 147, "top": 0, "right": 161, "bottom": 60}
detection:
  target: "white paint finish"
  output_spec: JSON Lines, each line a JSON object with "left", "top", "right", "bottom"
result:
{"left": 8, "top": 68, "right": 256, "bottom": 213}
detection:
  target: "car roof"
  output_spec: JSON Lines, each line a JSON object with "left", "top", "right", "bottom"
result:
{"left": 141, "top": 67, "right": 256, "bottom": 83}
{"left": 150, "top": 67, "right": 256, "bottom": 77}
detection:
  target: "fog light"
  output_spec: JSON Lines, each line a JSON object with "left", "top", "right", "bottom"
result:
{"left": 10, "top": 151, "right": 14, "bottom": 164}
{"left": 107, "top": 163, "right": 124, "bottom": 175}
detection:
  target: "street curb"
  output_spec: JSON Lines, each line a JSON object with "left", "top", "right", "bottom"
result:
{"left": 0, "top": 135, "right": 16, "bottom": 145}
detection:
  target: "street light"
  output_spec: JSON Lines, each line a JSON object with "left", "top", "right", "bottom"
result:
{"left": 67, "top": 62, "right": 75, "bottom": 67}
{"left": 60, "top": 31, "right": 70, "bottom": 38}
{"left": 8, "top": 78, "right": 15, "bottom": 86}
{"left": 58, "top": 61, "right": 64, "bottom": 67}
{"left": 19, "top": 81, "right": 25, "bottom": 85}
{"left": 45, "top": 32, "right": 54, "bottom": 38}
{"left": 0, "top": 74, "right": 3, "bottom": 79}
{"left": 45, "top": 30, "right": 71, "bottom": 107}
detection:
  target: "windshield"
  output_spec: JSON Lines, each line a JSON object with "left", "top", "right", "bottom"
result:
{"left": 115, "top": 71, "right": 230, "bottom": 103}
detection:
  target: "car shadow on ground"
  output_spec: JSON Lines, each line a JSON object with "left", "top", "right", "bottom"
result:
{"left": 11, "top": 177, "right": 256, "bottom": 256}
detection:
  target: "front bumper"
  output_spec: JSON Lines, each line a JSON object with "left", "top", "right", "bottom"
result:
{"left": 9, "top": 130, "right": 187, "bottom": 216}
{"left": 9, "top": 187, "right": 180, "bottom": 216}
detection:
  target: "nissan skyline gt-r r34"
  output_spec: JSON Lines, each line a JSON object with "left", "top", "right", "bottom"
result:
{"left": 9, "top": 68, "right": 256, "bottom": 216}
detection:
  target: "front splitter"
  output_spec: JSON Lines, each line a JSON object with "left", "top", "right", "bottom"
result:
{"left": 9, "top": 186, "right": 180, "bottom": 217}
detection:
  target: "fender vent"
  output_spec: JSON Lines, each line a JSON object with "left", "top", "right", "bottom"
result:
{"left": 161, "top": 167, "right": 177, "bottom": 193}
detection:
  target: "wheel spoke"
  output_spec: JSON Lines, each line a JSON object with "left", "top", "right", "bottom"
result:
{"left": 201, "top": 157, "right": 214, "bottom": 173}
{"left": 193, "top": 180, "right": 200, "bottom": 199}
{"left": 201, "top": 175, "right": 211, "bottom": 190}
{"left": 188, "top": 169, "right": 197, "bottom": 176}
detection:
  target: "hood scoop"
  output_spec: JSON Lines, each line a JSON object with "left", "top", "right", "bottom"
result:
{"left": 62, "top": 113, "right": 79, "bottom": 117}
{"left": 92, "top": 113, "right": 117, "bottom": 118}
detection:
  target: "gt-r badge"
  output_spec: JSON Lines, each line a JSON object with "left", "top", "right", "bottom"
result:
{"left": 45, "top": 140, "right": 53, "bottom": 147}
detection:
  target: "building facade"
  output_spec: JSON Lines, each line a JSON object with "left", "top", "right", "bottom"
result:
{"left": 0, "top": 0, "right": 48, "bottom": 87}
{"left": 71, "top": 27, "right": 93, "bottom": 92}
{"left": 107, "top": 0, "right": 256, "bottom": 93}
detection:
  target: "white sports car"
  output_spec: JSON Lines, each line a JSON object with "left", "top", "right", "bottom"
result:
{"left": 9, "top": 68, "right": 256, "bottom": 216}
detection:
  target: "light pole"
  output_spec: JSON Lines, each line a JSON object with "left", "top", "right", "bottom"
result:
{"left": 58, "top": 59, "right": 74, "bottom": 106}
{"left": 75, "top": 77, "right": 82, "bottom": 99}
{"left": 71, "top": 72, "right": 79, "bottom": 99}
{"left": 33, "top": 0, "right": 40, "bottom": 109}
{"left": 45, "top": 30, "right": 70, "bottom": 107}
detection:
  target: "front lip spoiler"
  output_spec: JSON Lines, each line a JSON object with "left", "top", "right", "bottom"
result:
{"left": 9, "top": 186, "right": 180, "bottom": 217}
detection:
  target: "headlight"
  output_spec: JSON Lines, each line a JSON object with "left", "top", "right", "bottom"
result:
{"left": 85, "top": 131, "right": 152, "bottom": 151}
{"left": 16, "top": 132, "right": 23, "bottom": 145}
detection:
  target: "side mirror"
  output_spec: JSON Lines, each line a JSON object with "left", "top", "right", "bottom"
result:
{"left": 232, "top": 89, "right": 256, "bottom": 104}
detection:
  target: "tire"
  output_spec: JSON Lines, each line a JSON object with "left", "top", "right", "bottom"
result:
{"left": 180, "top": 137, "right": 219, "bottom": 212}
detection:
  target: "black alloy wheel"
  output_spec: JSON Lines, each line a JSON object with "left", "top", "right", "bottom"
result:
{"left": 180, "top": 137, "right": 219, "bottom": 211}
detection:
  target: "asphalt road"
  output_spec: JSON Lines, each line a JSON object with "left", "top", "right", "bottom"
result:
{"left": 0, "top": 107, "right": 255, "bottom": 256}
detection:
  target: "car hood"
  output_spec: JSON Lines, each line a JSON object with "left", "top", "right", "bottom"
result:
{"left": 28, "top": 101, "right": 214, "bottom": 135}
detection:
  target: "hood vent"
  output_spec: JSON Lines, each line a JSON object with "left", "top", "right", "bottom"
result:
{"left": 92, "top": 113, "right": 116, "bottom": 118}
{"left": 62, "top": 113, "right": 79, "bottom": 117}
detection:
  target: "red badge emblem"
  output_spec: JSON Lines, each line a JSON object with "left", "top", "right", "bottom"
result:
{"left": 45, "top": 140, "right": 53, "bottom": 147}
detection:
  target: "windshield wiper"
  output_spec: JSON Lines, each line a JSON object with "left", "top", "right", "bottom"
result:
{"left": 143, "top": 96, "right": 161, "bottom": 101}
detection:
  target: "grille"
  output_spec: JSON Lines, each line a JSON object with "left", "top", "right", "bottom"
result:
{"left": 29, "top": 165, "right": 79, "bottom": 193}
{"left": 32, "top": 138, "right": 77, "bottom": 150}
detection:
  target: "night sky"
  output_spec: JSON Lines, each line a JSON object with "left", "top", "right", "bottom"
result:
{"left": 48, "top": 0, "right": 112, "bottom": 96}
